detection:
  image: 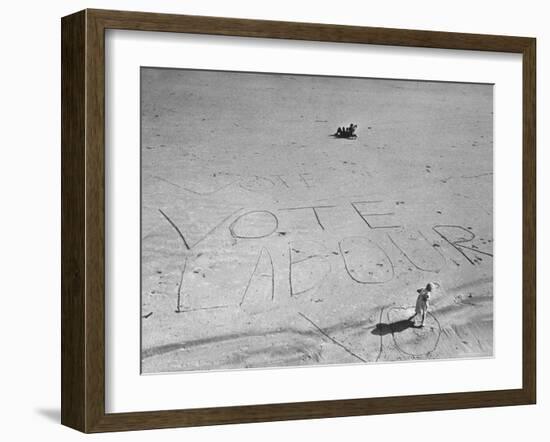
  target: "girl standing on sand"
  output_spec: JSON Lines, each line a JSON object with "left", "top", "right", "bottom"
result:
{"left": 409, "top": 282, "right": 435, "bottom": 327}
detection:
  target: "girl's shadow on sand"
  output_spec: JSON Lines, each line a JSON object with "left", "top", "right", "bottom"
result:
{"left": 371, "top": 318, "right": 421, "bottom": 336}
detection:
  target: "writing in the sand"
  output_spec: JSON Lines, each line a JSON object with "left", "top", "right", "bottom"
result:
{"left": 159, "top": 199, "right": 493, "bottom": 309}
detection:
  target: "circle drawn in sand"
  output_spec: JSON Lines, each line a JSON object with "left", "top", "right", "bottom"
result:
{"left": 387, "top": 307, "right": 442, "bottom": 357}
{"left": 229, "top": 210, "right": 279, "bottom": 239}
{"left": 239, "top": 175, "right": 275, "bottom": 193}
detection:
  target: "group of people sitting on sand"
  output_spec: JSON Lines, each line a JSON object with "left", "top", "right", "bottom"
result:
{"left": 334, "top": 123, "right": 358, "bottom": 138}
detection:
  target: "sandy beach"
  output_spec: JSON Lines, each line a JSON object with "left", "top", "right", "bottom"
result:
{"left": 140, "top": 68, "right": 493, "bottom": 374}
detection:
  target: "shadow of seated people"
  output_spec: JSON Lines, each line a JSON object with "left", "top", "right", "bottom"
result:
{"left": 371, "top": 318, "right": 420, "bottom": 336}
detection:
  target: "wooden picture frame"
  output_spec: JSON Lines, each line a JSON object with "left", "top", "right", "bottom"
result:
{"left": 61, "top": 8, "right": 536, "bottom": 433}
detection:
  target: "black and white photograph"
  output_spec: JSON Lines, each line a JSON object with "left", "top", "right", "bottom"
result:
{"left": 140, "top": 68, "right": 494, "bottom": 374}
{"left": 1, "top": 0, "right": 544, "bottom": 439}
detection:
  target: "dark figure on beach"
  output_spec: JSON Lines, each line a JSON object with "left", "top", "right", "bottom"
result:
{"left": 409, "top": 282, "right": 436, "bottom": 327}
{"left": 334, "top": 123, "right": 358, "bottom": 139}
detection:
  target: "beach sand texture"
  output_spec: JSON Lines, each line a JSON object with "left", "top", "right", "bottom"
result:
{"left": 140, "top": 68, "right": 493, "bottom": 373}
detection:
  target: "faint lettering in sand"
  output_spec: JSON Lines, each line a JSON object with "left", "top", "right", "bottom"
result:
{"left": 387, "top": 230, "right": 446, "bottom": 273}
{"left": 338, "top": 236, "right": 395, "bottom": 284}
{"left": 432, "top": 225, "right": 493, "bottom": 266}
{"left": 279, "top": 205, "right": 336, "bottom": 230}
{"left": 288, "top": 240, "right": 332, "bottom": 297}
{"left": 240, "top": 247, "right": 275, "bottom": 307}
{"left": 229, "top": 210, "right": 279, "bottom": 239}
{"left": 350, "top": 200, "right": 402, "bottom": 229}
{"left": 159, "top": 207, "right": 243, "bottom": 250}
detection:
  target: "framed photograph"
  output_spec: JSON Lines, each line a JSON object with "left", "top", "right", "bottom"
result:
{"left": 61, "top": 9, "right": 536, "bottom": 433}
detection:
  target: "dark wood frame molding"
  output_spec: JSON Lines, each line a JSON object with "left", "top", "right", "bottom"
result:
{"left": 61, "top": 9, "right": 536, "bottom": 433}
